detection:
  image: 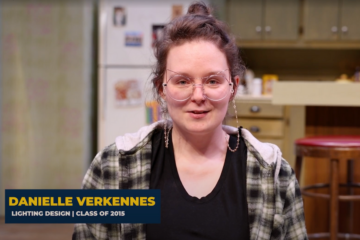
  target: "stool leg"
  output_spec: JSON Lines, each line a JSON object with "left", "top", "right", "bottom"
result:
{"left": 347, "top": 159, "right": 354, "bottom": 235}
{"left": 295, "top": 156, "right": 303, "bottom": 182}
{"left": 330, "top": 159, "right": 339, "bottom": 240}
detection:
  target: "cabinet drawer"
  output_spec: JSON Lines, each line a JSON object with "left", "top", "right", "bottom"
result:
{"left": 228, "top": 102, "right": 284, "bottom": 118}
{"left": 227, "top": 118, "right": 284, "bottom": 138}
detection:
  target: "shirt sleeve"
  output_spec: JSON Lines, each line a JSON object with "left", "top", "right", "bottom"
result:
{"left": 283, "top": 170, "right": 308, "bottom": 240}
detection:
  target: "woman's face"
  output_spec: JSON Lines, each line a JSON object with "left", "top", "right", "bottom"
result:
{"left": 163, "top": 40, "right": 234, "bottom": 135}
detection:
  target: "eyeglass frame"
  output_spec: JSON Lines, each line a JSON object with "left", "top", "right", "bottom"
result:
{"left": 162, "top": 69, "right": 234, "bottom": 102}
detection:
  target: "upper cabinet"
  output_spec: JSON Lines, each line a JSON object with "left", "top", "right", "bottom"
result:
{"left": 304, "top": 0, "right": 360, "bottom": 41}
{"left": 341, "top": 0, "right": 360, "bottom": 40}
{"left": 228, "top": 0, "right": 262, "bottom": 40}
{"left": 227, "top": 0, "right": 299, "bottom": 41}
{"left": 225, "top": 0, "right": 360, "bottom": 48}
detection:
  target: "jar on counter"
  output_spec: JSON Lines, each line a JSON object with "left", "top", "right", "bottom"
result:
{"left": 252, "top": 78, "right": 262, "bottom": 96}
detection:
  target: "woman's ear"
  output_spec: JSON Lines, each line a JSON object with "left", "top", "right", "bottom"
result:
{"left": 159, "top": 75, "right": 167, "bottom": 100}
{"left": 234, "top": 75, "right": 240, "bottom": 88}
{"left": 159, "top": 86, "right": 166, "bottom": 100}
{"left": 230, "top": 75, "right": 240, "bottom": 100}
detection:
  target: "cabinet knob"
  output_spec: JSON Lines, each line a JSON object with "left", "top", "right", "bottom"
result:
{"left": 255, "top": 26, "right": 262, "bottom": 33}
{"left": 341, "top": 26, "right": 348, "bottom": 33}
{"left": 250, "top": 105, "right": 261, "bottom": 113}
{"left": 265, "top": 26, "right": 271, "bottom": 32}
{"left": 331, "top": 26, "right": 338, "bottom": 33}
{"left": 250, "top": 126, "right": 260, "bottom": 133}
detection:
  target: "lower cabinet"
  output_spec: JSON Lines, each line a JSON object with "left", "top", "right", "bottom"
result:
{"left": 226, "top": 97, "right": 290, "bottom": 162}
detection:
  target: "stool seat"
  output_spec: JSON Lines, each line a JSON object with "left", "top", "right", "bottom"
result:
{"left": 295, "top": 135, "right": 360, "bottom": 240}
{"left": 295, "top": 136, "right": 360, "bottom": 148}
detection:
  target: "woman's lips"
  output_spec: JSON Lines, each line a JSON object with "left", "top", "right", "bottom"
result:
{"left": 188, "top": 110, "right": 210, "bottom": 119}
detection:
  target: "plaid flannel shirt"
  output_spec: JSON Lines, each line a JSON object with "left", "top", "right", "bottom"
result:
{"left": 73, "top": 126, "right": 308, "bottom": 240}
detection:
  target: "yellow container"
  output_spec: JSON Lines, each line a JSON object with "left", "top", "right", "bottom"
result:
{"left": 262, "top": 74, "right": 278, "bottom": 95}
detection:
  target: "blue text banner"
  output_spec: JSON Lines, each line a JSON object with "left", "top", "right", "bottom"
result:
{"left": 5, "top": 189, "right": 160, "bottom": 224}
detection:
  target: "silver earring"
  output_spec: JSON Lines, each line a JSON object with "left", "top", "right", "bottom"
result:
{"left": 227, "top": 96, "right": 240, "bottom": 152}
{"left": 162, "top": 107, "right": 171, "bottom": 148}
{"left": 164, "top": 120, "right": 171, "bottom": 148}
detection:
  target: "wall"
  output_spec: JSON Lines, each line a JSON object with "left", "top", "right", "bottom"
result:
{"left": 0, "top": 0, "right": 96, "bottom": 215}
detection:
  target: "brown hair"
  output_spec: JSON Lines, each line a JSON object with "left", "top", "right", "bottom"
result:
{"left": 152, "top": 1, "right": 245, "bottom": 107}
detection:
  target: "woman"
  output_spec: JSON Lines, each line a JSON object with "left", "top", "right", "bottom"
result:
{"left": 73, "top": 2, "right": 308, "bottom": 240}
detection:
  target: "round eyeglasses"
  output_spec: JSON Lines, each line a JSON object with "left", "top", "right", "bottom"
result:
{"left": 162, "top": 69, "right": 234, "bottom": 101}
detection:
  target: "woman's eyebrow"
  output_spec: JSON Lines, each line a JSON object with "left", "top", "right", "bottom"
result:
{"left": 167, "top": 69, "right": 226, "bottom": 78}
{"left": 167, "top": 70, "right": 192, "bottom": 77}
{"left": 206, "top": 70, "right": 226, "bottom": 75}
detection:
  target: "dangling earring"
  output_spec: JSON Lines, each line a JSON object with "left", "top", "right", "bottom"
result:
{"left": 164, "top": 120, "right": 171, "bottom": 148}
{"left": 162, "top": 106, "right": 171, "bottom": 148}
{"left": 227, "top": 90, "right": 240, "bottom": 152}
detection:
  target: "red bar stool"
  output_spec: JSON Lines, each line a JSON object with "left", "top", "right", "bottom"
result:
{"left": 295, "top": 136, "right": 360, "bottom": 240}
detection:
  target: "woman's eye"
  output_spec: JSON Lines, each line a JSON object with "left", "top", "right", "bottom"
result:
{"left": 172, "top": 76, "right": 191, "bottom": 85}
{"left": 178, "top": 79, "right": 188, "bottom": 85}
{"left": 209, "top": 79, "right": 218, "bottom": 84}
{"left": 206, "top": 78, "right": 220, "bottom": 85}
{"left": 205, "top": 75, "right": 226, "bottom": 85}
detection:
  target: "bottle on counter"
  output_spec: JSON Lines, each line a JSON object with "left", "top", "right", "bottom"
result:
{"left": 245, "top": 69, "right": 254, "bottom": 95}
{"left": 252, "top": 78, "right": 262, "bottom": 96}
{"left": 354, "top": 67, "right": 360, "bottom": 83}
{"left": 262, "top": 74, "right": 278, "bottom": 95}
{"left": 236, "top": 84, "right": 246, "bottom": 96}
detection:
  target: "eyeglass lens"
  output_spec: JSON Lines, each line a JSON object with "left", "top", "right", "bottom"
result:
{"left": 164, "top": 71, "right": 232, "bottom": 101}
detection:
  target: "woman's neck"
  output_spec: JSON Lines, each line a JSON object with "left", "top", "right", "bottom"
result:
{"left": 171, "top": 125, "right": 227, "bottom": 163}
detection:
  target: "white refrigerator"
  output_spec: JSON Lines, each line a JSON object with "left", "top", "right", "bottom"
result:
{"left": 98, "top": 0, "right": 194, "bottom": 150}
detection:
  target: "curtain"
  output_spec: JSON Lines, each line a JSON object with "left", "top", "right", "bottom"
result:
{"left": 1, "top": 0, "right": 94, "bottom": 214}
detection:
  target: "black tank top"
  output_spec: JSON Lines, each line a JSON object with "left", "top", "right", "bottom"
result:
{"left": 146, "top": 128, "right": 249, "bottom": 240}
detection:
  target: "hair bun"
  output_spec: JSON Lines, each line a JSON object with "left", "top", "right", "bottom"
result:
{"left": 187, "top": 2, "right": 212, "bottom": 16}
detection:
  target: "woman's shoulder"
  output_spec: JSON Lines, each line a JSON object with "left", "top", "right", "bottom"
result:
{"left": 114, "top": 121, "right": 165, "bottom": 153}
{"left": 95, "top": 142, "right": 120, "bottom": 160}
{"left": 81, "top": 143, "right": 120, "bottom": 189}
{"left": 87, "top": 122, "right": 162, "bottom": 174}
{"left": 224, "top": 125, "right": 281, "bottom": 166}
{"left": 235, "top": 126, "right": 295, "bottom": 181}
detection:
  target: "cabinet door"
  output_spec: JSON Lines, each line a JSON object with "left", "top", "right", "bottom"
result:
{"left": 264, "top": 0, "right": 299, "bottom": 40}
{"left": 303, "top": 0, "right": 339, "bottom": 41}
{"left": 340, "top": 0, "right": 360, "bottom": 40}
{"left": 227, "top": 0, "right": 263, "bottom": 40}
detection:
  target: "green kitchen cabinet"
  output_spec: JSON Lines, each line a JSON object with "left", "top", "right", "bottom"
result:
{"left": 304, "top": 0, "right": 360, "bottom": 41}
{"left": 227, "top": 0, "right": 299, "bottom": 41}
{"left": 340, "top": 0, "right": 360, "bottom": 40}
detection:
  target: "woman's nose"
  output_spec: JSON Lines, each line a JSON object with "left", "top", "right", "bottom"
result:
{"left": 191, "top": 84, "right": 206, "bottom": 102}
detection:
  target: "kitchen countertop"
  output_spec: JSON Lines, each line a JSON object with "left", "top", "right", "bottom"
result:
{"left": 272, "top": 81, "right": 360, "bottom": 106}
